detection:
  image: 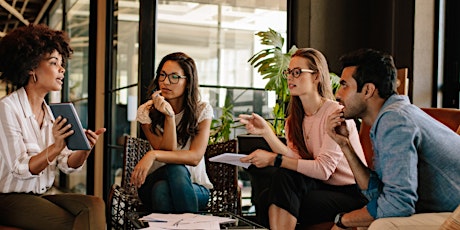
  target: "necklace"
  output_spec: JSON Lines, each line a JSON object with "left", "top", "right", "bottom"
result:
{"left": 306, "top": 98, "right": 325, "bottom": 116}
{"left": 35, "top": 104, "right": 44, "bottom": 127}
{"left": 305, "top": 98, "right": 325, "bottom": 141}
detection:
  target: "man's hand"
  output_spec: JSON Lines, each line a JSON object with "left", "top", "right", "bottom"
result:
{"left": 331, "top": 225, "right": 349, "bottom": 230}
{"left": 326, "top": 109, "right": 349, "bottom": 147}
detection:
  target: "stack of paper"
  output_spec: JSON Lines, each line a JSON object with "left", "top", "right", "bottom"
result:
{"left": 139, "top": 213, "right": 235, "bottom": 229}
{"left": 208, "top": 153, "right": 251, "bottom": 168}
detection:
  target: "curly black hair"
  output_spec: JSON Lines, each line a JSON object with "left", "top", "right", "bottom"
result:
{"left": 0, "top": 24, "right": 73, "bottom": 88}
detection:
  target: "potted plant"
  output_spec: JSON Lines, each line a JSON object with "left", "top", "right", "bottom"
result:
{"left": 209, "top": 96, "right": 235, "bottom": 145}
{"left": 248, "top": 28, "right": 341, "bottom": 135}
{"left": 248, "top": 28, "right": 297, "bottom": 136}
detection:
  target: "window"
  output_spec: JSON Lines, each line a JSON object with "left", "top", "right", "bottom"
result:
{"left": 104, "top": 1, "right": 287, "bottom": 206}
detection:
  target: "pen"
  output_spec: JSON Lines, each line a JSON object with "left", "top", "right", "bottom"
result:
{"left": 145, "top": 219, "right": 167, "bottom": 223}
{"left": 173, "top": 218, "right": 183, "bottom": 226}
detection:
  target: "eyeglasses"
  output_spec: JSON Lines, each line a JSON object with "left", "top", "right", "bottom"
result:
{"left": 282, "top": 67, "right": 316, "bottom": 79}
{"left": 158, "top": 71, "right": 187, "bottom": 84}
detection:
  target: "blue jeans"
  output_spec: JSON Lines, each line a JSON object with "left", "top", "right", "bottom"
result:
{"left": 138, "top": 164, "right": 210, "bottom": 213}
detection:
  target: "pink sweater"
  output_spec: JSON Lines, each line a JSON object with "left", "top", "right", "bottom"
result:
{"left": 285, "top": 100, "right": 367, "bottom": 186}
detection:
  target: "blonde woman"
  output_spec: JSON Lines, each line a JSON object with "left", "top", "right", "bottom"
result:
{"left": 239, "top": 48, "right": 367, "bottom": 229}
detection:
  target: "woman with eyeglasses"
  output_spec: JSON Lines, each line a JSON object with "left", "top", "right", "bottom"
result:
{"left": 238, "top": 48, "right": 367, "bottom": 229}
{"left": 131, "top": 52, "right": 213, "bottom": 213}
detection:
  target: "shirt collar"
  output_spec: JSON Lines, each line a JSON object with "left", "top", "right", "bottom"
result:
{"left": 17, "top": 87, "right": 53, "bottom": 123}
{"left": 371, "top": 94, "right": 410, "bottom": 133}
{"left": 17, "top": 87, "right": 33, "bottom": 118}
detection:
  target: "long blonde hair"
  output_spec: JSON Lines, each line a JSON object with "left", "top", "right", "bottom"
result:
{"left": 286, "top": 48, "right": 334, "bottom": 159}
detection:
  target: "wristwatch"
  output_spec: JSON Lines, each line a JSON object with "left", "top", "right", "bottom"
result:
{"left": 274, "top": 153, "right": 283, "bottom": 167}
{"left": 334, "top": 212, "right": 348, "bottom": 229}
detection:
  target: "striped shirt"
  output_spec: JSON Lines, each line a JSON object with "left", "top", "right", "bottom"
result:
{"left": 0, "top": 87, "right": 81, "bottom": 194}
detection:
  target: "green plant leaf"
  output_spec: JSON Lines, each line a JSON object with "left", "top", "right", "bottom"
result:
{"left": 209, "top": 96, "right": 235, "bottom": 144}
{"left": 248, "top": 28, "right": 293, "bottom": 136}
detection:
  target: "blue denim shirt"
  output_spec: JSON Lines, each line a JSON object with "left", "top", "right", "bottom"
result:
{"left": 363, "top": 95, "right": 460, "bottom": 219}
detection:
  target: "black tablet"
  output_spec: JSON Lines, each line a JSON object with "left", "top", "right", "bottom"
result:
{"left": 49, "top": 103, "right": 91, "bottom": 150}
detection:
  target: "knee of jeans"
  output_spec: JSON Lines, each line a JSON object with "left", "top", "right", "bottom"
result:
{"left": 152, "top": 181, "right": 171, "bottom": 203}
{"left": 164, "top": 164, "right": 190, "bottom": 177}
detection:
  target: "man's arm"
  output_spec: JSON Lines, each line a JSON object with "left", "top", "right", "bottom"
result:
{"left": 340, "top": 139, "right": 371, "bottom": 189}
{"left": 326, "top": 110, "right": 371, "bottom": 189}
{"left": 336, "top": 207, "right": 375, "bottom": 229}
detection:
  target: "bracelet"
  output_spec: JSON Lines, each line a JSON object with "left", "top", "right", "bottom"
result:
{"left": 274, "top": 153, "right": 283, "bottom": 167}
{"left": 45, "top": 147, "right": 52, "bottom": 165}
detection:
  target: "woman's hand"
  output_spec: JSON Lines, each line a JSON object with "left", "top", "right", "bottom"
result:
{"left": 52, "top": 116, "right": 74, "bottom": 151}
{"left": 152, "top": 90, "right": 174, "bottom": 117}
{"left": 85, "top": 128, "right": 106, "bottom": 149}
{"left": 238, "top": 113, "right": 271, "bottom": 135}
{"left": 131, "top": 151, "right": 156, "bottom": 187}
{"left": 240, "top": 149, "right": 276, "bottom": 168}
{"left": 326, "top": 109, "right": 349, "bottom": 147}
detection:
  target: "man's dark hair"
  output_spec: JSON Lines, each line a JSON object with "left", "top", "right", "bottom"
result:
{"left": 339, "top": 48, "right": 397, "bottom": 99}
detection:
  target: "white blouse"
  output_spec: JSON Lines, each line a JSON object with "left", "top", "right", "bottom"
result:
{"left": 0, "top": 87, "right": 81, "bottom": 194}
{"left": 136, "top": 100, "right": 214, "bottom": 189}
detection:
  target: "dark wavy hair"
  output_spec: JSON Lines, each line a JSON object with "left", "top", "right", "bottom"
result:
{"left": 146, "top": 52, "right": 200, "bottom": 148}
{"left": 0, "top": 24, "right": 73, "bottom": 88}
{"left": 286, "top": 48, "right": 334, "bottom": 159}
{"left": 339, "top": 48, "right": 397, "bottom": 99}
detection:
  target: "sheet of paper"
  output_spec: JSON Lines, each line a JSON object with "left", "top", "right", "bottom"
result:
{"left": 145, "top": 221, "right": 220, "bottom": 230}
{"left": 139, "top": 213, "right": 234, "bottom": 230}
{"left": 208, "top": 153, "right": 251, "bottom": 168}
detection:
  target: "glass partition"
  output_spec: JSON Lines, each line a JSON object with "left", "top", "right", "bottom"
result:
{"left": 49, "top": 0, "right": 91, "bottom": 193}
{"left": 105, "top": 0, "right": 286, "bottom": 213}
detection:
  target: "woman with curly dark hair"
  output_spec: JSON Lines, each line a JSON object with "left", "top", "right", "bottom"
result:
{"left": 131, "top": 52, "right": 213, "bottom": 213}
{"left": 0, "top": 24, "right": 106, "bottom": 229}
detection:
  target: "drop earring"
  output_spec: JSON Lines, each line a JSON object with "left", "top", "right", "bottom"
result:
{"left": 33, "top": 74, "right": 37, "bottom": 83}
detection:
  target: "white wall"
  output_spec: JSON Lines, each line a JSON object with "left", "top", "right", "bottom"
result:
{"left": 413, "top": 0, "right": 435, "bottom": 107}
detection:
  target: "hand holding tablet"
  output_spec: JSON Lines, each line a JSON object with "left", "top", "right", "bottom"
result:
{"left": 49, "top": 103, "right": 91, "bottom": 150}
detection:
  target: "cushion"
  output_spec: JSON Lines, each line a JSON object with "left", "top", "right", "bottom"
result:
{"left": 439, "top": 204, "right": 460, "bottom": 230}
{"left": 368, "top": 212, "right": 451, "bottom": 230}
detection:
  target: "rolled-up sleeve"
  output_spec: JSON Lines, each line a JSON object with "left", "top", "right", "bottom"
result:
{"left": 56, "top": 148, "right": 83, "bottom": 173}
{"left": 365, "top": 111, "right": 418, "bottom": 218}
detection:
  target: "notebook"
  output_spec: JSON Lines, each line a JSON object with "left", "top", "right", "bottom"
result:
{"left": 49, "top": 103, "right": 91, "bottom": 150}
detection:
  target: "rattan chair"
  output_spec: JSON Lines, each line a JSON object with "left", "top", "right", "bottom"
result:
{"left": 107, "top": 136, "right": 151, "bottom": 230}
{"left": 107, "top": 136, "right": 241, "bottom": 230}
{"left": 204, "top": 139, "right": 241, "bottom": 215}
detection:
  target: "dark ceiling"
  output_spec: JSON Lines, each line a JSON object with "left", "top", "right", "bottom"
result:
{"left": 0, "top": 0, "right": 54, "bottom": 37}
